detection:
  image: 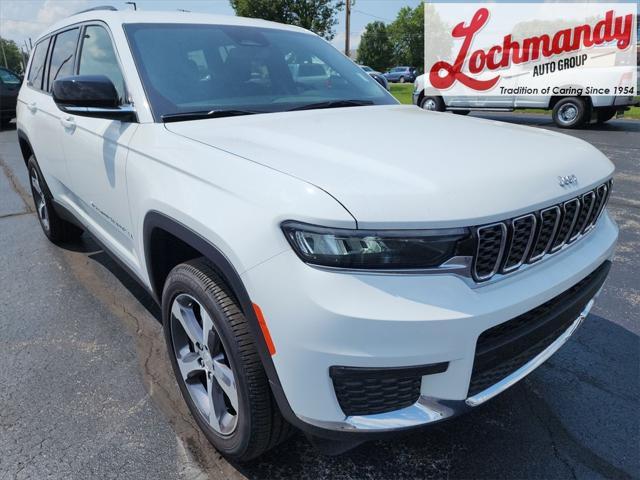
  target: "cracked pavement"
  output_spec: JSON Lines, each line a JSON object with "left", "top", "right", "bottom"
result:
{"left": 0, "top": 115, "right": 638, "bottom": 479}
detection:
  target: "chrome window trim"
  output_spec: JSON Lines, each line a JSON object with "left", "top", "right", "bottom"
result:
{"left": 502, "top": 214, "right": 537, "bottom": 273}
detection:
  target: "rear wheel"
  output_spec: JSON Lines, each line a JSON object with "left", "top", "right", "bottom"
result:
{"left": 552, "top": 97, "right": 590, "bottom": 129}
{"left": 399, "top": 76, "right": 406, "bottom": 83}
{"left": 27, "top": 155, "right": 83, "bottom": 243}
{"left": 420, "top": 96, "right": 445, "bottom": 112}
{"left": 162, "top": 259, "right": 292, "bottom": 461}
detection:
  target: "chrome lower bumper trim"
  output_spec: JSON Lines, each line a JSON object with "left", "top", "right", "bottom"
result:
{"left": 465, "top": 298, "right": 594, "bottom": 407}
{"left": 300, "top": 298, "right": 595, "bottom": 433}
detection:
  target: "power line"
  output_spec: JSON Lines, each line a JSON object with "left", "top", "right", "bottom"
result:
{"left": 352, "top": 9, "right": 392, "bottom": 23}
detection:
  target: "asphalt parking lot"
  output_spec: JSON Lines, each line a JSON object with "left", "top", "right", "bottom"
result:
{"left": 0, "top": 114, "right": 638, "bottom": 480}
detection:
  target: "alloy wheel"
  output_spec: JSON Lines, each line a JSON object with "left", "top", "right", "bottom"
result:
{"left": 30, "top": 169, "right": 49, "bottom": 232}
{"left": 170, "top": 293, "right": 239, "bottom": 435}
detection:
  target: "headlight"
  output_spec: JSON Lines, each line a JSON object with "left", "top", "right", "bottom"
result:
{"left": 281, "top": 221, "right": 471, "bottom": 270}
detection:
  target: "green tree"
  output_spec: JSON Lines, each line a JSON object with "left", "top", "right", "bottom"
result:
{"left": 0, "top": 38, "right": 26, "bottom": 74}
{"left": 356, "top": 21, "right": 393, "bottom": 72}
{"left": 229, "top": 0, "right": 345, "bottom": 40}
{"left": 388, "top": 4, "right": 424, "bottom": 67}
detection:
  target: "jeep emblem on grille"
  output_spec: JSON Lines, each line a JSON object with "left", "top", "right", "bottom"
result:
{"left": 558, "top": 175, "right": 578, "bottom": 187}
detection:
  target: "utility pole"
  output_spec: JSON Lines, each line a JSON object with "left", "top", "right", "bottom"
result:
{"left": 345, "top": 0, "right": 351, "bottom": 57}
{"left": 0, "top": 40, "right": 8, "bottom": 69}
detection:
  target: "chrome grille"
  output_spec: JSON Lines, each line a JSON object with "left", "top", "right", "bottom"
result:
{"left": 503, "top": 214, "right": 536, "bottom": 272}
{"left": 472, "top": 180, "right": 612, "bottom": 282}
{"left": 550, "top": 198, "right": 580, "bottom": 252}
{"left": 528, "top": 206, "right": 561, "bottom": 262}
{"left": 571, "top": 191, "right": 596, "bottom": 239}
{"left": 474, "top": 223, "right": 507, "bottom": 280}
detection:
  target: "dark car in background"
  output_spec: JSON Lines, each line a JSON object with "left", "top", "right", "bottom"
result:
{"left": 358, "top": 65, "right": 389, "bottom": 90}
{"left": 384, "top": 66, "right": 417, "bottom": 83}
{"left": 0, "top": 67, "right": 21, "bottom": 127}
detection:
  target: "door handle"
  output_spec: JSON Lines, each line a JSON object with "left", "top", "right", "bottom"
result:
{"left": 27, "top": 102, "right": 37, "bottom": 113}
{"left": 60, "top": 116, "right": 76, "bottom": 130}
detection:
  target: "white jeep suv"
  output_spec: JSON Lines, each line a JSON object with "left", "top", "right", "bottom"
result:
{"left": 17, "top": 7, "right": 618, "bottom": 460}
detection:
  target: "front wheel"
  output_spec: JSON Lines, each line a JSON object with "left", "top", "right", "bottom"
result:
{"left": 420, "top": 96, "right": 445, "bottom": 112}
{"left": 399, "top": 76, "right": 406, "bottom": 83}
{"left": 552, "top": 97, "right": 590, "bottom": 129}
{"left": 162, "top": 259, "right": 292, "bottom": 461}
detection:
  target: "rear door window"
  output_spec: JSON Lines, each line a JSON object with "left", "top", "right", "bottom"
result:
{"left": 27, "top": 39, "right": 50, "bottom": 90}
{"left": 47, "top": 28, "right": 80, "bottom": 92}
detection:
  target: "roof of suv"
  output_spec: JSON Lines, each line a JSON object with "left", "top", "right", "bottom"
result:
{"left": 39, "top": 9, "right": 309, "bottom": 40}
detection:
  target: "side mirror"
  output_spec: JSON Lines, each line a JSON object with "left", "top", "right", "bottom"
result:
{"left": 52, "top": 75, "right": 136, "bottom": 122}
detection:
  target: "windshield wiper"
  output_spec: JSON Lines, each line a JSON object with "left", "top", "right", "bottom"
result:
{"left": 287, "top": 99, "right": 374, "bottom": 112}
{"left": 162, "top": 109, "right": 261, "bottom": 123}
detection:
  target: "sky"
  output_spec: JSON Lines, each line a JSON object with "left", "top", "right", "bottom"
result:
{"left": 0, "top": 0, "right": 422, "bottom": 54}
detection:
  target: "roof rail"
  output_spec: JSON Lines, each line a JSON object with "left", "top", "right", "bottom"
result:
{"left": 73, "top": 5, "right": 118, "bottom": 15}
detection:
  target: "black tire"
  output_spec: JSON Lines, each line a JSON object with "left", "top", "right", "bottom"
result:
{"left": 27, "top": 155, "right": 83, "bottom": 243}
{"left": 162, "top": 259, "right": 292, "bottom": 461}
{"left": 420, "top": 96, "right": 445, "bottom": 112}
{"left": 552, "top": 97, "right": 590, "bottom": 129}
{"left": 596, "top": 108, "right": 616, "bottom": 124}
{"left": 399, "top": 76, "right": 406, "bottom": 83}
{"left": 452, "top": 110, "right": 470, "bottom": 115}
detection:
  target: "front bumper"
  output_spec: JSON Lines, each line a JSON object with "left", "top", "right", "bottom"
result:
{"left": 241, "top": 211, "right": 618, "bottom": 435}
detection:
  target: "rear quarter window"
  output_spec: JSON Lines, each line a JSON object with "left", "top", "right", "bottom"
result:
{"left": 27, "top": 39, "right": 50, "bottom": 90}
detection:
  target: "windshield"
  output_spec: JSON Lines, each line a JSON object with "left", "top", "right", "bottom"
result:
{"left": 0, "top": 68, "right": 21, "bottom": 85}
{"left": 124, "top": 23, "right": 396, "bottom": 120}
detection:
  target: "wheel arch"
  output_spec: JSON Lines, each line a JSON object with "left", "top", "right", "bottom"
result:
{"left": 143, "top": 211, "right": 245, "bottom": 305}
{"left": 142, "top": 210, "right": 303, "bottom": 427}
{"left": 17, "top": 129, "right": 34, "bottom": 166}
{"left": 548, "top": 94, "right": 593, "bottom": 110}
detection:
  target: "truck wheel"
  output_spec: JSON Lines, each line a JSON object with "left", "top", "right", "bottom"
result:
{"left": 420, "top": 96, "right": 445, "bottom": 112}
{"left": 162, "top": 259, "right": 292, "bottom": 461}
{"left": 27, "top": 155, "right": 83, "bottom": 243}
{"left": 552, "top": 97, "right": 589, "bottom": 129}
{"left": 596, "top": 108, "right": 616, "bottom": 124}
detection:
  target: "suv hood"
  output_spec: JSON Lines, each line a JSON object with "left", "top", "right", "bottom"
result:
{"left": 166, "top": 105, "right": 614, "bottom": 228}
